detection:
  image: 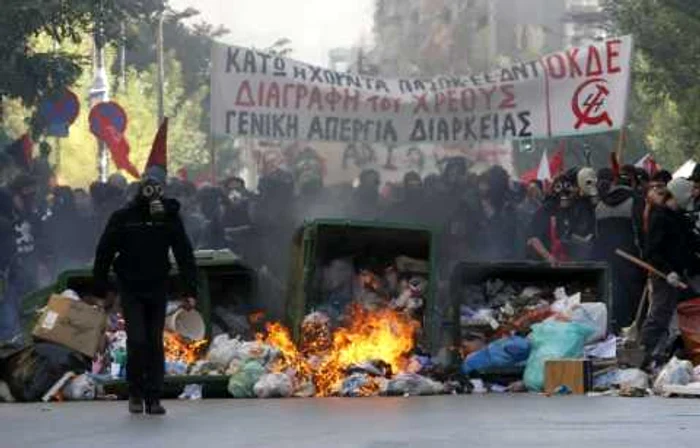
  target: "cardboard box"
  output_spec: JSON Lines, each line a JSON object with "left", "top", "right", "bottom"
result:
{"left": 544, "top": 359, "right": 593, "bottom": 395}
{"left": 33, "top": 295, "right": 107, "bottom": 358}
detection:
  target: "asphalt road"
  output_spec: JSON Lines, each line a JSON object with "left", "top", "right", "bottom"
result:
{"left": 1, "top": 395, "right": 699, "bottom": 448}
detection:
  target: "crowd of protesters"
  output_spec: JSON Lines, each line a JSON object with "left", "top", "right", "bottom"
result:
{"left": 1, "top": 155, "right": 700, "bottom": 369}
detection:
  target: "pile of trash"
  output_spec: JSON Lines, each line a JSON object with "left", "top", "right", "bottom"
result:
{"left": 201, "top": 303, "right": 456, "bottom": 399}
{"left": 458, "top": 285, "right": 612, "bottom": 392}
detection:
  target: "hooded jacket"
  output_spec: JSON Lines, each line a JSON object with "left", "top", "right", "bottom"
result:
{"left": 93, "top": 197, "right": 197, "bottom": 298}
{"left": 644, "top": 204, "right": 697, "bottom": 277}
{"left": 594, "top": 185, "right": 644, "bottom": 260}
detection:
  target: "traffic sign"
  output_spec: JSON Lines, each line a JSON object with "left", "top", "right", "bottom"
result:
{"left": 89, "top": 101, "right": 128, "bottom": 136}
{"left": 38, "top": 90, "right": 80, "bottom": 137}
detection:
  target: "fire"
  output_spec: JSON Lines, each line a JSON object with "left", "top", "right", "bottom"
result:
{"left": 257, "top": 322, "right": 312, "bottom": 378}
{"left": 260, "top": 304, "right": 420, "bottom": 397}
{"left": 163, "top": 330, "right": 208, "bottom": 365}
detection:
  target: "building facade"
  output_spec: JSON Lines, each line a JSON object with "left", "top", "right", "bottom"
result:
{"left": 372, "top": 0, "right": 607, "bottom": 77}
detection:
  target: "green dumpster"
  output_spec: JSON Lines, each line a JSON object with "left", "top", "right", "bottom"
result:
{"left": 21, "top": 250, "right": 259, "bottom": 398}
{"left": 286, "top": 219, "right": 440, "bottom": 351}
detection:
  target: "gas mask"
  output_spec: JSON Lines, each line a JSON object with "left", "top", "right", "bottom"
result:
{"left": 577, "top": 168, "right": 599, "bottom": 202}
{"left": 552, "top": 177, "right": 576, "bottom": 209}
{"left": 140, "top": 180, "right": 165, "bottom": 219}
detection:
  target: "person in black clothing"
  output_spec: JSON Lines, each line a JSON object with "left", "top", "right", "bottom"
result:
{"left": 349, "top": 169, "right": 382, "bottom": 219}
{"left": 93, "top": 159, "right": 197, "bottom": 415}
{"left": 641, "top": 177, "right": 699, "bottom": 367}
{"left": 387, "top": 171, "right": 424, "bottom": 224}
{"left": 472, "top": 166, "right": 516, "bottom": 260}
{"left": 528, "top": 170, "right": 593, "bottom": 263}
{"left": 595, "top": 176, "right": 645, "bottom": 331}
{"left": 0, "top": 175, "right": 47, "bottom": 345}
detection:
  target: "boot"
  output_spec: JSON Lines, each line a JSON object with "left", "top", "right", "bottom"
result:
{"left": 145, "top": 399, "right": 166, "bottom": 415}
{"left": 128, "top": 397, "right": 144, "bottom": 414}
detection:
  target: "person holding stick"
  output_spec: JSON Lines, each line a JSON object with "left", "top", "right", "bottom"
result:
{"left": 640, "top": 177, "right": 699, "bottom": 369}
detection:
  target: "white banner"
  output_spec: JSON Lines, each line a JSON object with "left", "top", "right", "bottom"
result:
{"left": 211, "top": 36, "right": 632, "bottom": 144}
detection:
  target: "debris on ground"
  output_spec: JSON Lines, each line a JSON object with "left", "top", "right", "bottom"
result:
{"left": 227, "top": 360, "right": 266, "bottom": 398}
{"left": 179, "top": 384, "right": 203, "bottom": 400}
{"left": 254, "top": 373, "right": 294, "bottom": 398}
{"left": 653, "top": 357, "right": 694, "bottom": 396}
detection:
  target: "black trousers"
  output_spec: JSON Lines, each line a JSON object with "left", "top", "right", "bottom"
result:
{"left": 640, "top": 278, "right": 678, "bottom": 358}
{"left": 121, "top": 290, "right": 166, "bottom": 400}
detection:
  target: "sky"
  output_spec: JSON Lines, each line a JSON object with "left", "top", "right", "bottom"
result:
{"left": 169, "top": 0, "right": 375, "bottom": 67}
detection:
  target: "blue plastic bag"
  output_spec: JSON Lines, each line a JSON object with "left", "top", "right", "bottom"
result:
{"left": 461, "top": 336, "right": 531, "bottom": 375}
{"left": 523, "top": 321, "right": 594, "bottom": 391}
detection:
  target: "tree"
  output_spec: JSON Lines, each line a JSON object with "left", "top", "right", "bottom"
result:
{"left": 0, "top": 36, "right": 208, "bottom": 187}
{"left": 0, "top": 0, "right": 163, "bottom": 108}
{"left": 605, "top": 0, "right": 700, "bottom": 166}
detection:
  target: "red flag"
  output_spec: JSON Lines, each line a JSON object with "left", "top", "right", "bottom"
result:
{"left": 94, "top": 113, "right": 140, "bottom": 179}
{"left": 146, "top": 118, "right": 168, "bottom": 171}
{"left": 610, "top": 152, "right": 620, "bottom": 183}
{"left": 520, "top": 146, "right": 564, "bottom": 183}
{"left": 5, "top": 134, "right": 33, "bottom": 170}
{"left": 549, "top": 216, "right": 568, "bottom": 262}
{"left": 549, "top": 142, "right": 565, "bottom": 177}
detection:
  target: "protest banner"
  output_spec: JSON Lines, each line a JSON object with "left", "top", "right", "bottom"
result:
{"left": 211, "top": 36, "right": 632, "bottom": 145}
{"left": 248, "top": 140, "right": 513, "bottom": 188}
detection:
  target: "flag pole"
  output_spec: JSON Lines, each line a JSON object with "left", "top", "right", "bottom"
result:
{"left": 616, "top": 127, "right": 626, "bottom": 163}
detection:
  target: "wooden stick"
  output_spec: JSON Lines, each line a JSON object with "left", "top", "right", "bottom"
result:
{"left": 615, "top": 249, "right": 688, "bottom": 289}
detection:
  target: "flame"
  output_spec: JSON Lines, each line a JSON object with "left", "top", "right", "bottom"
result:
{"left": 260, "top": 304, "right": 420, "bottom": 397}
{"left": 257, "top": 322, "right": 312, "bottom": 378}
{"left": 163, "top": 330, "right": 208, "bottom": 365}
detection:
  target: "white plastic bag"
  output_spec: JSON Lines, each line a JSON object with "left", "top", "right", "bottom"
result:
{"left": 571, "top": 303, "right": 608, "bottom": 343}
{"left": 551, "top": 288, "right": 581, "bottom": 317}
{"left": 615, "top": 369, "right": 649, "bottom": 390}
{"left": 207, "top": 335, "right": 243, "bottom": 369}
{"left": 385, "top": 373, "right": 444, "bottom": 396}
{"left": 62, "top": 374, "right": 96, "bottom": 401}
{"left": 653, "top": 357, "right": 693, "bottom": 395}
{"left": 179, "top": 384, "right": 203, "bottom": 400}
{"left": 253, "top": 373, "right": 293, "bottom": 398}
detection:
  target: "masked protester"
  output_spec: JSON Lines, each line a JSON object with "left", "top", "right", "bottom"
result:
{"left": 688, "top": 166, "right": 700, "bottom": 237}
{"left": 527, "top": 171, "right": 589, "bottom": 264}
{"left": 594, "top": 170, "right": 646, "bottom": 331}
{"left": 514, "top": 180, "right": 543, "bottom": 257}
{"left": 0, "top": 175, "right": 48, "bottom": 346}
{"left": 93, "top": 123, "right": 197, "bottom": 415}
{"left": 349, "top": 169, "right": 382, "bottom": 219}
{"left": 577, "top": 167, "right": 599, "bottom": 205}
{"left": 472, "top": 166, "right": 516, "bottom": 260}
{"left": 641, "top": 178, "right": 700, "bottom": 369}
{"left": 387, "top": 171, "right": 423, "bottom": 223}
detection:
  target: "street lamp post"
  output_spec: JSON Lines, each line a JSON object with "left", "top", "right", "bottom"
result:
{"left": 89, "top": 7, "right": 109, "bottom": 183}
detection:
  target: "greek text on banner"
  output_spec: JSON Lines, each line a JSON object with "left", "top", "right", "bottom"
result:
{"left": 210, "top": 36, "right": 632, "bottom": 144}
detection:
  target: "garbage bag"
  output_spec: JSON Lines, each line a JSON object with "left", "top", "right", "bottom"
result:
{"left": 179, "top": 384, "right": 203, "bottom": 400}
{"left": 570, "top": 303, "right": 608, "bottom": 344}
{"left": 614, "top": 369, "right": 649, "bottom": 390}
{"left": 550, "top": 288, "right": 581, "bottom": 317}
{"left": 677, "top": 298, "right": 700, "bottom": 365}
{"left": 234, "top": 341, "right": 279, "bottom": 367}
{"left": 254, "top": 373, "right": 293, "bottom": 398}
{"left": 653, "top": 357, "right": 693, "bottom": 395}
{"left": 523, "top": 321, "right": 593, "bottom": 391}
{"left": 62, "top": 374, "right": 96, "bottom": 401}
{"left": 384, "top": 373, "right": 444, "bottom": 396}
{"left": 341, "top": 373, "right": 373, "bottom": 397}
{"left": 207, "top": 335, "right": 243, "bottom": 369}
{"left": 5, "top": 343, "right": 89, "bottom": 402}
{"left": 0, "top": 380, "right": 15, "bottom": 402}
{"left": 227, "top": 360, "right": 265, "bottom": 398}
{"left": 461, "top": 336, "right": 530, "bottom": 375}
{"left": 294, "top": 381, "right": 316, "bottom": 398}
